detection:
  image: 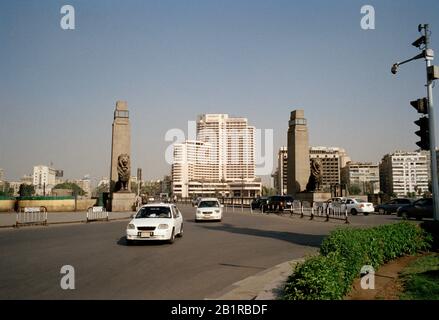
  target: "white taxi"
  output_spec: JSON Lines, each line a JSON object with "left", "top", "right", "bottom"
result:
{"left": 195, "top": 198, "right": 223, "bottom": 222}
{"left": 126, "top": 203, "right": 183, "bottom": 244}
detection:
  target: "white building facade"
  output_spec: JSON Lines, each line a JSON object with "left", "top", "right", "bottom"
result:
{"left": 33, "top": 165, "right": 56, "bottom": 195}
{"left": 309, "top": 146, "right": 351, "bottom": 189}
{"left": 379, "top": 151, "right": 429, "bottom": 197}
{"left": 341, "top": 162, "right": 380, "bottom": 194}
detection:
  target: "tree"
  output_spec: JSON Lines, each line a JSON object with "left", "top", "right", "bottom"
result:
{"left": 406, "top": 192, "right": 416, "bottom": 198}
{"left": 348, "top": 184, "right": 361, "bottom": 195}
{"left": 0, "top": 182, "right": 14, "bottom": 196}
{"left": 130, "top": 181, "right": 138, "bottom": 195}
{"left": 92, "top": 183, "right": 109, "bottom": 197}
{"left": 19, "top": 184, "right": 35, "bottom": 197}
{"left": 141, "top": 181, "right": 161, "bottom": 197}
{"left": 53, "top": 182, "right": 85, "bottom": 196}
{"left": 262, "top": 186, "right": 277, "bottom": 196}
{"left": 389, "top": 192, "right": 397, "bottom": 199}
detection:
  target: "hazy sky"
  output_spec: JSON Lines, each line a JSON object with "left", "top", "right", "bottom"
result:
{"left": 1, "top": 0, "right": 439, "bottom": 184}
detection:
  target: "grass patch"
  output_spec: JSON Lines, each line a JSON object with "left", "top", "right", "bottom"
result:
{"left": 399, "top": 253, "right": 439, "bottom": 300}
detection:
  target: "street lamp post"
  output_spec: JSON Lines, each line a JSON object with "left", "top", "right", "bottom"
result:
{"left": 392, "top": 24, "right": 439, "bottom": 221}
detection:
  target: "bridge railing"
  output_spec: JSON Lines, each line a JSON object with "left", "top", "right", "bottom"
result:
{"left": 86, "top": 206, "right": 108, "bottom": 222}
{"left": 287, "top": 200, "right": 349, "bottom": 224}
{"left": 16, "top": 207, "right": 48, "bottom": 227}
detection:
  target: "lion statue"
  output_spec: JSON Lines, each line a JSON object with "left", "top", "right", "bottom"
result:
{"left": 306, "top": 158, "right": 323, "bottom": 192}
{"left": 117, "top": 153, "right": 130, "bottom": 191}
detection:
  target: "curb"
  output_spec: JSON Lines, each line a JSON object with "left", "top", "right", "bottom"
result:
{"left": 205, "top": 253, "right": 316, "bottom": 300}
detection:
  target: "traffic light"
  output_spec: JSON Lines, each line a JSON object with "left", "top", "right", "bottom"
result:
{"left": 414, "top": 116, "right": 430, "bottom": 150}
{"left": 410, "top": 98, "right": 428, "bottom": 114}
{"left": 412, "top": 35, "right": 426, "bottom": 48}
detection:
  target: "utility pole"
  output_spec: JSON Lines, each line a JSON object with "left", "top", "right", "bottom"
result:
{"left": 423, "top": 25, "right": 439, "bottom": 221}
{"left": 392, "top": 24, "right": 439, "bottom": 221}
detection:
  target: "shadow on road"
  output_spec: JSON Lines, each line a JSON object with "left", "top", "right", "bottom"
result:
{"left": 116, "top": 236, "right": 170, "bottom": 246}
{"left": 200, "top": 223, "right": 324, "bottom": 248}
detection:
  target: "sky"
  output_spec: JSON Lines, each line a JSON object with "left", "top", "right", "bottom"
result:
{"left": 1, "top": 0, "right": 439, "bottom": 185}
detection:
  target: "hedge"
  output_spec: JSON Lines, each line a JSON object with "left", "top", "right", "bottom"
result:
{"left": 283, "top": 222, "right": 432, "bottom": 300}
{"left": 17, "top": 196, "right": 75, "bottom": 200}
{"left": 0, "top": 196, "right": 16, "bottom": 200}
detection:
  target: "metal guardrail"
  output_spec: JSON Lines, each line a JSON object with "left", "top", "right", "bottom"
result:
{"left": 16, "top": 207, "right": 48, "bottom": 227}
{"left": 86, "top": 206, "right": 108, "bottom": 222}
{"left": 285, "top": 200, "right": 349, "bottom": 224}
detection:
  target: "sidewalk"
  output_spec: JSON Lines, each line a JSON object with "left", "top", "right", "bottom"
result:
{"left": 206, "top": 254, "right": 315, "bottom": 300}
{"left": 0, "top": 211, "right": 134, "bottom": 228}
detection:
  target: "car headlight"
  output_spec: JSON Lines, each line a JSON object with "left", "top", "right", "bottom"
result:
{"left": 127, "top": 223, "right": 135, "bottom": 230}
{"left": 197, "top": 210, "right": 201, "bottom": 214}
{"left": 158, "top": 224, "right": 169, "bottom": 229}
{"left": 215, "top": 209, "right": 220, "bottom": 213}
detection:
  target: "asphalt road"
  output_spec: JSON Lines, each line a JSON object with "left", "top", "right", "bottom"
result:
{"left": 0, "top": 205, "right": 400, "bottom": 299}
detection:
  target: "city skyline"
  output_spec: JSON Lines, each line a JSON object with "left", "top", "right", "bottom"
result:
{"left": 1, "top": 0, "right": 439, "bottom": 182}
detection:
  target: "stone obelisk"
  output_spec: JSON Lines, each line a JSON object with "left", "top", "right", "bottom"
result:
{"left": 287, "top": 110, "right": 310, "bottom": 196}
{"left": 109, "top": 101, "right": 135, "bottom": 211}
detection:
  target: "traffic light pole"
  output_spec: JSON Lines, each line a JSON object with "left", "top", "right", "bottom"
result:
{"left": 424, "top": 25, "right": 439, "bottom": 221}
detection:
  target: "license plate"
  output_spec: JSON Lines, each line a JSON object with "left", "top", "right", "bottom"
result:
{"left": 140, "top": 232, "right": 153, "bottom": 238}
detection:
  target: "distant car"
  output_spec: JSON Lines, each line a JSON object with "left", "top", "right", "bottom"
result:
{"left": 251, "top": 197, "right": 268, "bottom": 210}
{"left": 397, "top": 198, "right": 433, "bottom": 220}
{"left": 126, "top": 203, "right": 183, "bottom": 244}
{"left": 375, "top": 198, "right": 412, "bottom": 215}
{"left": 265, "top": 195, "right": 294, "bottom": 212}
{"left": 195, "top": 198, "right": 223, "bottom": 221}
{"left": 323, "top": 197, "right": 347, "bottom": 212}
{"left": 325, "top": 197, "right": 347, "bottom": 205}
{"left": 343, "top": 198, "right": 374, "bottom": 216}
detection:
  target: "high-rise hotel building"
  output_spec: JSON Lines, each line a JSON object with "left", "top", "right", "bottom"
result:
{"left": 172, "top": 114, "right": 261, "bottom": 198}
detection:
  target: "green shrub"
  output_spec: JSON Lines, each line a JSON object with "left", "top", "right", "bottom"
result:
{"left": 284, "top": 222, "right": 432, "bottom": 300}
{"left": 283, "top": 252, "right": 347, "bottom": 300}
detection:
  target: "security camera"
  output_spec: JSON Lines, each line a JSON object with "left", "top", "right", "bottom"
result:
{"left": 391, "top": 63, "right": 399, "bottom": 74}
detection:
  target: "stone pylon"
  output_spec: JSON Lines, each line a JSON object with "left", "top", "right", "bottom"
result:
{"left": 287, "top": 110, "right": 310, "bottom": 196}
{"left": 109, "top": 101, "right": 136, "bottom": 212}
{"left": 110, "top": 100, "right": 131, "bottom": 193}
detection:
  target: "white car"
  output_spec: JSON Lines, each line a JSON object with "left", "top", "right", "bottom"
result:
{"left": 126, "top": 203, "right": 183, "bottom": 244}
{"left": 195, "top": 198, "right": 223, "bottom": 221}
{"left": 343, "top": 198, "right": 374, "bottom": 216}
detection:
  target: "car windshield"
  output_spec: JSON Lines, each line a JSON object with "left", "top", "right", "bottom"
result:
{"left": 355, "top": 199, "right": 366, "bottom": 203}
{"left": 136, "top": 206, "right": 171, "bottom": 218}
{"left": 198, "top": 201, "right": 219, "bottom": 208}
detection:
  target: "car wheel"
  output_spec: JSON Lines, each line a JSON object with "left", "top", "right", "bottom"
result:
{"left": 177, "top": 224, "right": 183, "bottom": 237}
{"left": 350, "top": 209, "right": 358, "bottom": 215}
{"left": 378, "top": 208, "right": 385, "bottom": 215}
{"left": 168, "top": 228, "right": 175, "bottom": 244}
